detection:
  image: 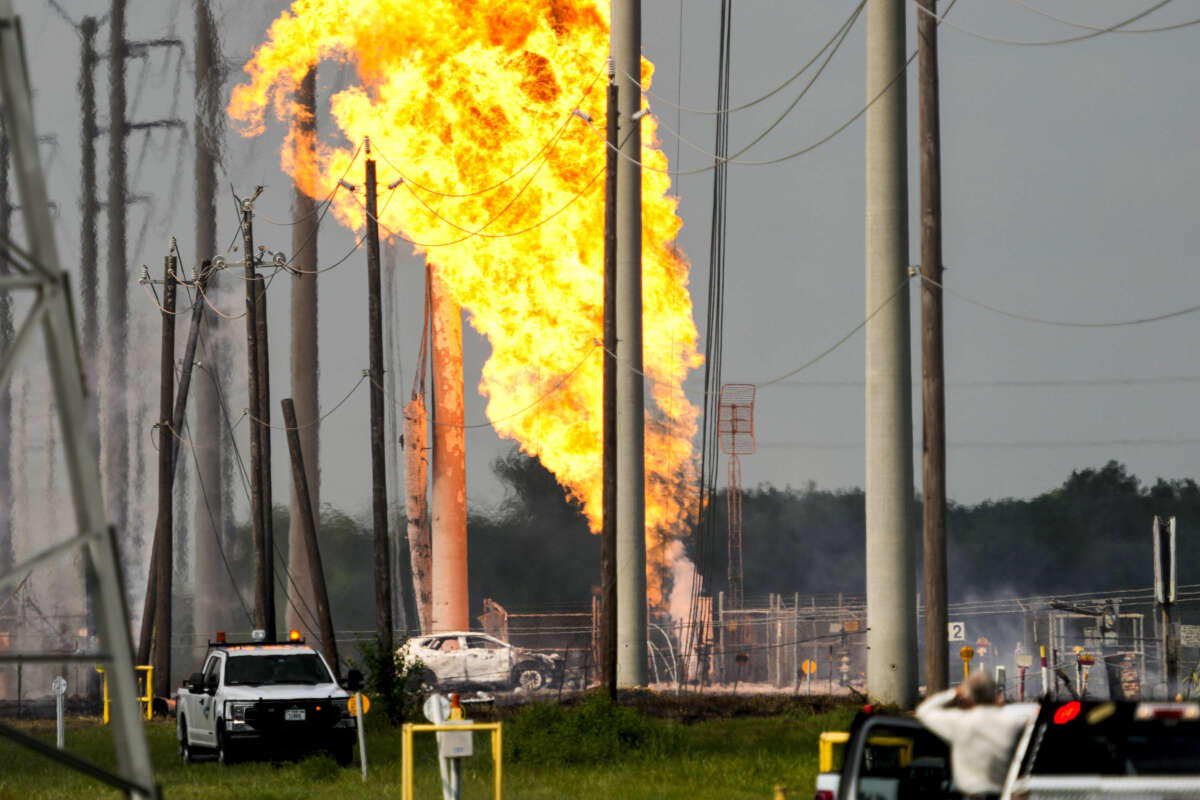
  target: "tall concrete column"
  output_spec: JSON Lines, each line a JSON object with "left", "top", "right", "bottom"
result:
{"left": 864, "top": 0, "right": 917, "bottom": 706}
{"left": 192, "top": 0, "right": 235, "bottom": 642}
{"left": 612, "top": 0, "right": 647, "bottom": 687}
{"left": 430, "top": 271, "right": 468, "bottom": 632}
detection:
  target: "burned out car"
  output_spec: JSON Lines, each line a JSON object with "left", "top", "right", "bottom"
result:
{"left": 397, "top": 631, "right": 562, "bottom": 691}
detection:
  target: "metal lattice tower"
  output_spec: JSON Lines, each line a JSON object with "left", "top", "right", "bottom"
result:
{"left": 717, "top": 384, "right": 755, "bottom": 610}
{"left": 0, "top": 5, "right": 157, "bottom": 795}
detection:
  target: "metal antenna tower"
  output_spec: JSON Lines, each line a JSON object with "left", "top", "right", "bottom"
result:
{"left": 0, "top": 3, "right": 157, "bottom": 794}
{"left": 717, "top": 384, "right": 755, "bottom": 610}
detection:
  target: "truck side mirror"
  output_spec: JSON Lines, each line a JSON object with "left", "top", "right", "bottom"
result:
{"left": 204, "top": 672, "right": 219, "bottom": 694}
{"left": 187, "top": 672, "right": 205, "bottom": 693}
{"left": 345, "top": 668, "right": 364, "bottom": 692}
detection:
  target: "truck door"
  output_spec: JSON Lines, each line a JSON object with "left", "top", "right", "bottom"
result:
{"left": 838, "top": 715, "right": 952, "bottom": 800}
{"left": 190, "top": 653, "right": 222, "bottom": 747}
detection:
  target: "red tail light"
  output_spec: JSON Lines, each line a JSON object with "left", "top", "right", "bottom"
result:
{"left": 1053, "top": 701, "right": 1081, "bottom": 725}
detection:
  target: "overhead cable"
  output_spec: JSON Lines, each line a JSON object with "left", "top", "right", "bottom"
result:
{"left": 656, "top": 0, "right": 865, "bottom": 166}
{"left": 912, "top": 0, "right": 1190, "bottom": 47}
{"left": 1006, "top": 0, "right": 1200, "bottom": 34}
{"left": 630, "top": 0, "right": 868, "bottom": 117}
{"left": 920, "top": 271, "right": 1200, "bottom": 328}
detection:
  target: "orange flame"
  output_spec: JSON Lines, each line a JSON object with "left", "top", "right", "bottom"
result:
{"left": 230, "top": 0, "right": 701, "bottom": 614}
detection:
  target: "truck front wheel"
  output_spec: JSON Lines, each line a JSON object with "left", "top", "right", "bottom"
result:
{"left": 216, "top": 724, "right": 239, "bottom": 765}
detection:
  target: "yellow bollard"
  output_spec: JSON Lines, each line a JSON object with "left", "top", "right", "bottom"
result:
{"left": 95, "top": 665, "right": 154, "bottom": 723}
{"left": 774, "top": 784, "right": 788, "bottom": 799}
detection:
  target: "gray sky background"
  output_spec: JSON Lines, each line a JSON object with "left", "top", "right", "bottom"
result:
{"left": 12, "top": 0, "right": 1200, "bottom": 535}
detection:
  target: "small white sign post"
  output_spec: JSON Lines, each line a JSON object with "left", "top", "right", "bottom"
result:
{"left": 948, "top": 622, "right": 965, "bottom": 642}
{"left": 52, "top": 676, "right": 67, "bottom": 750}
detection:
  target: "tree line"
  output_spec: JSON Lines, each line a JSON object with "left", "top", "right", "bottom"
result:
{"left": 218, "top": 455, "right": 1197, "bottom": 637}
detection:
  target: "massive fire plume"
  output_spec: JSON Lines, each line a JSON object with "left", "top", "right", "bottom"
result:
{"left": 230, "top": 0, "right": 701, "bottom": 615}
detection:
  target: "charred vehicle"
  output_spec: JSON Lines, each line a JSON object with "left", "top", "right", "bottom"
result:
{"left": 397, "top": 631, "right": 562, "bottom": 691}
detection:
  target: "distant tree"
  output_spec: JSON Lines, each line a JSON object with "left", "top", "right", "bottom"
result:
{"left": 467, "top": 448, "right": 598, "bottom": 612}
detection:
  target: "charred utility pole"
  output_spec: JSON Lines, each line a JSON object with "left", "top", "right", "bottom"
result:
{"left": 287, "top": 65, "right": 321, "bottom": 638}
{"left": 918, "top": 0, "right": 948, "bottom": 694}
{"left": 150, "top": 251, "right": 176, "bottom": 691}
{"left": 104, "top": 0, "right": 131, "bottom": 555}
{"left": 240, "top": 189, "right": 276, "bottom": 639}
{"left": 282, "top": 397, "right": 339, "bottom": 679}
{"left": 600, "top": 62, "right": 619, "bottom": 701}
{"left": 364, "top": 140, "right": 395, "bottom": 665}
{"left": 79, "top": 16, "right": 100, "bottom": 407}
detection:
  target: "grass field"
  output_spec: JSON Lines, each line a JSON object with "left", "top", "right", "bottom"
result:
{"left": 0, "top": 695, "right": 858, "bottom": 799}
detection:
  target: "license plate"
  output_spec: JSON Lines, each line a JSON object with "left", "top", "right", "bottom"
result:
{"left": 285, "top": 708, "right": 306, "bottom": 721}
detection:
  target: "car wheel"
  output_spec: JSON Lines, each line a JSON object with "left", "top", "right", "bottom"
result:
{"left": 514, "top": 663, "right": 547, "bottom": 692}
{"left": 216, "top": 725, "right": 238, "bottom": 766}
{"left": 177, "top": 716, "right": 195, "bottom": 763}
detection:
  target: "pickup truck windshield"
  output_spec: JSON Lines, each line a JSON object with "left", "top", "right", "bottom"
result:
{"left": 225, "top": 653, "right": 332, "bottom": 686}
{"left": 1028, "top": 703, "right": 1200, "bottom": 776}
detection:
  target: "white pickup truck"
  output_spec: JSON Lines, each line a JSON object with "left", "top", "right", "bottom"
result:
{"left": 176, "top": 635, "right": 359, "bottom": 765}
{"left": 817, "top": 699, "right": 1200, "bottom": 799}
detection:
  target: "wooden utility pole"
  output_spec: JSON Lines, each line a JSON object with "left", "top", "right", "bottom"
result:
{"left": 918, "top": 0, "right": 948, "bottom": 694}
{"left": 281, "top": 397, "right": 340, "bottom": 679}
{"left": 287, "top": 65, "right": 321, "bottom": 636}
{"left": 105, "top": 0, "right": 131, "bottom": 553}
{"left": 150, "top": 252, "right": 176, "bottom": 691}
{"left": 600, "top": 65, "right": 618, "bottom": 701}
{"left": 241, "top": 191, "right": 275, "bottom": 638}
{"left": 364, "top": 140, "right": 395, "bottom": 664}
{"left": 137, "top": 255, "right": 212, "bottom": 670}
{"left": 0, "top": 117, "right": 10, "bottom": 576}
{"left": 255, "top": 235, "right": 275, "bottom": 641}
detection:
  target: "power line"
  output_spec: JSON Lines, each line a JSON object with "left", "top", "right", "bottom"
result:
{"left": 631, "top": 0, "right": 868, "bottom": 117}
{"left": 921, "top": 271, "right": 1200, "bottom": 328}
{"left": 647, "top": 0, "right": 865, "bottom": 166}
{"left": 1005, "top": 0, "right": 1200, "bottom": 34}
{"left": 912, "top": 0, "right": 1194, "bottom": 47}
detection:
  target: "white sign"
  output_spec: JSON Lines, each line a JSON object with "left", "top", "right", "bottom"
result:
{"left": 1180, "top": 624, "right": 1200, "bottom": 649}
{"left": 948, "top": 622, "right": 966, "bottom": 642}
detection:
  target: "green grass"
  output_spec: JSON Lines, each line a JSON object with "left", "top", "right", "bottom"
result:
{"left": 0, "top": 698, "right": 857, "bottom": 799}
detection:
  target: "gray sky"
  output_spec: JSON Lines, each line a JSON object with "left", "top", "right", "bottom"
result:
{"left": 13, "top": 0, "right": 1200, "bottom": 535}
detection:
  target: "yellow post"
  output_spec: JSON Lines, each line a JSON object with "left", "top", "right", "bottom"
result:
{"left": 95, "top": 666, "right": 109, "bottom": 724}
{"left": 401, "top": 722, "right": 503, "bottom": 800}
{"left": 141, "top": 666, "right": 153, "bottom": 720}
{"left": 402, "top": 723, "right": 413, "bottom": 800}
{"left": 493, "top": 724, "right": 503, "bottom": 799}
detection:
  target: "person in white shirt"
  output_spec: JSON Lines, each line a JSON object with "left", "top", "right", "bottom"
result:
{"left": 915, "top": 671, "right": 1030, "bottom": 799}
